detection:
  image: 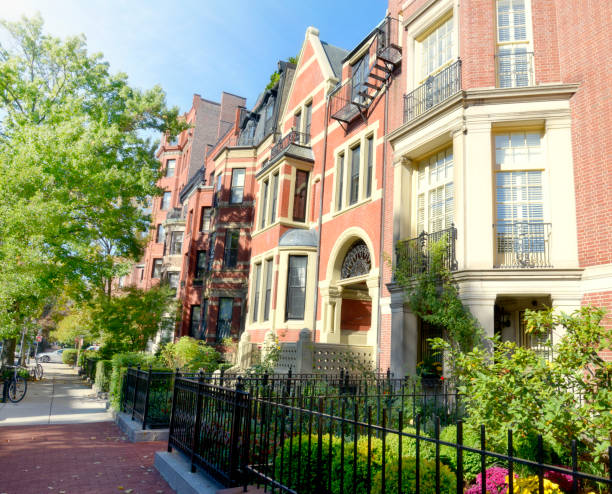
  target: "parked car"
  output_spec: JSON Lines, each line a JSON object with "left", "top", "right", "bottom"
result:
{"left": 85, "top": 345, "right": 100, "bottom": 351}
{"left": 37, "top": 349, "right": 65, "bottom": 363}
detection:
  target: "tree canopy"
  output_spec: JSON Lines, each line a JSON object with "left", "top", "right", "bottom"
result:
{"left": 0, "top": 15, "right": 186, "bottom": 344}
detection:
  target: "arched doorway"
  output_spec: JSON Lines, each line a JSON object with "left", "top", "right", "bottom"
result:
{"left": 322, "top": 234, "right": 379, "bottom": 346}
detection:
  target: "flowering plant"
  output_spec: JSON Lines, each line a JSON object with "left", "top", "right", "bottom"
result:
{"left": 465, "top": 467, "right": 513, "bottom": 494}
{"left": 508, "top": 475, "right": 562, "bottom": 494}
{"left": 416, "top": 355, "right": 443, "bottom": 377}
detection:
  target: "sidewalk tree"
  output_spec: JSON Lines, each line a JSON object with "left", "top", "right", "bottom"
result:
{"left": 0, "top": 14, "right": 186, "bottom": 365}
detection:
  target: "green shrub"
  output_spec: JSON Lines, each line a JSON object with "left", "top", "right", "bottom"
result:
{"left": 108, "top": 351, "right": 160, "bottom": 410}
{"left": 61, "top": 349, "right": 77, "bottom": 365}
{"left": 439, "top": 425, "right": 488, "bottom": 480}
{"left": 94, "top": 360, "right": 113, "bottom": 392}
{"left": 78, "top": 350, "right": 99, "bottom": 367}
{"left": 274, "top": 434, "right": 389, "bottom": 494}
{"left": 386, "top": 425, "right": 435, "bottom": 460}
{"left": 373, "top": 456, "right": 456, "bottom": 494}
{"left": 159, "top": 337, "right": 221, "bottom": 372}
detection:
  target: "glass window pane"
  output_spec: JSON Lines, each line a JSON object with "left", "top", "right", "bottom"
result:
{"left": 286, "top": 256, "right": 307, "bottom": 320}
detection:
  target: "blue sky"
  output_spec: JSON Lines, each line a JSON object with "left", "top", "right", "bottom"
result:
{"left": 2, "top": 0, "right": 387, "bottom": 112}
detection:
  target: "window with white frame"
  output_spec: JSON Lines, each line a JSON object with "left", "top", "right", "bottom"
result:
{"left": 270, "top": 173, "right": 279, "bottom": 223}
{"left": 335, "top": 133, "right": 375, "bottom": 212}
{"left": 165, "top": 159, "right": 176, "bottom": 178}
{"left": 260, "top": 179, "right": 269, "bottom": 229}
{"left": 419, "top": 15, "right": 454, "bottom": 80}
{"left": 495, "top": 132, "right": 544, "bottom": 241}
{"left": 230, "top": 168, "right": 246, "bottom": 204}
{"left": 416, "top": 146, "right": 454, "bottom": 234}
{"left": 161, "top": 191, "right": 171, "bottom": 210}
{"left": 496, "top": 0, "right": 532, "bottom": 87}
{"left": 252, "top": 262, "right": 262, "bottom": 322}
{"left": 286, "top": 255, "right": 307, "bottom": 320}
{"left": 263, "top": 258, "right": 273, "bottom": 321}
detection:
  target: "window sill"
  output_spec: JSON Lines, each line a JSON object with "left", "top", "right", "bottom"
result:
{"left": 332, "top": 196, "right": 373, "bottom": 218}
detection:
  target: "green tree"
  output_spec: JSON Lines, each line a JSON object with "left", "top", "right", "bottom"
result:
{"left": 0, "top": 15, "right": 186, "bottom": 365}
{"left": 91, "top": 285, "right": 176, "bottom": 357}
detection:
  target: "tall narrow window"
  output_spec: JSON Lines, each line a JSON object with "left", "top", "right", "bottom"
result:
{"left": 216, "top": 298, "right": 233, "bottom": 340}
{"left": 187, "top": 209, "right": 193, "bottom": 232}
{"left": 156, "top": 224, "right": 165, "bottom": 243}
{"left": 337, "top": 153, "right": 345, "bottom": 211}
{"left": 420, "top": 16, "right": 454, "bottom": 79}
{"left": 304, "top": 102, "right": 312, "bottom": 144}
{"left": 292, "top": 170, "right": 309, "bottom": 222}
{"left": 270, "top": 173, "right": 279, "bottom": 223}
{"left": 260, "top": 179, "right": 269, "bottom": 229}
{"left": 496, "top": 0, "right": 531, "bottom": 88}
{"left": 161, "top": 192, "right": 171, "bottom": 210}
{"left": 253, "top": 263, "right": 262, "bottom": 322}
{"left": 349, "top": 145, "right": 360, "bottom": 205}
{"left": 286, "top": 256, "right": 307, "bottom": 320}
{"left": 351, "top": 54, "right": 369, "bottom": 104}
{"left": 416, "top": 146, "right": 454, "bottom": 234}
{"left": 195, "top": 250, "right": 207, "bottom": 279}
{"left": 263, "top": 259, "right": 273, "bottom": 321}
{"left": 200, "top": 207, "right": 212, "bottom": 232}
{"left": 152, "top": 259, "right": 162, "bottom": 278}
{"left": 366, "top": 136, "right": 374, "bottom": 198}
{"left": 165, "top": 159, "right": 176, "bottom": 178}
{"left": 230, "top": 168, "right": 246, "bottom": 204}
{"left": 294, "top": 111, "right": 302, "bottom": 134}
{"left": 189, "top": 305, "right": 201, "bottom": 338}
{"left": 169, "top": 231, "right": 183, "bottom": 255}
{"left": 167, "top": 272, "right": 179, "bottom": 294}
{"left": 224, "top": 230, "right": 240, "bottom": 268}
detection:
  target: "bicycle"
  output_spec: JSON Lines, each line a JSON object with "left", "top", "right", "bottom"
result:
{"left": 4, "top": 365, "right": 27, "bottom": 403}
{"left": 28, "top": 357, "right": 43, "bottom": 381}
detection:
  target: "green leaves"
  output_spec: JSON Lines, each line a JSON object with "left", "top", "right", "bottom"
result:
{"left": 0, "top": 15, "right": 187, "bottom": 339}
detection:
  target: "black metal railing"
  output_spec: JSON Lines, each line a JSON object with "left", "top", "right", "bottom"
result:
{"left": 494, "top": 222, "right": 552, "bottom": 268}
{"left": 121, "top": 366, "right": 175, "bottom": 429}
{"left": 396, "top": 225, "right": 458, "bottom": 276}
{"left": 404, "top": 60, "right": 462, "bottom": 123}
{"left": 375, "top": 16, "right": 401, "bottom": 65}
{"left": 496, "top": 51, "right": 534, "bottom": 88}
{"left": 167, "top": 373, "right": 251, "bottom": 487}
{"left": 329, "top": 79, "right": 363, "bottom": 123}
{"left": 245, "top": 398, "right": 612, "bottom": 494}
{"left": 269, "top": 130, "right": 309, "bottom": 161}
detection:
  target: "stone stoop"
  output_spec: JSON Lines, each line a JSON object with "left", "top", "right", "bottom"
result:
{"left": 155, "top": 451, "right": 223, "bottom": 494}
{"left": 114, "top": 410, "right": 169, "bottom": 442}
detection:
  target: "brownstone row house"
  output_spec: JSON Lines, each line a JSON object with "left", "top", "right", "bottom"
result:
{"left": 132, "top": 0, "right": 611, "bottom": 368}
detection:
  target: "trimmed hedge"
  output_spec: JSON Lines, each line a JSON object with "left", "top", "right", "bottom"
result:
{"left": 94, "top": 360, "right": 113, "bottom": 392}
{"left": 61, "top": 349, "right": 77, "bottom": 366}
{"left": 78, "top": 350, "right": 99, "bottom": 368}
{"left": 372, "top": 456, "right": 456, "bottom": 494}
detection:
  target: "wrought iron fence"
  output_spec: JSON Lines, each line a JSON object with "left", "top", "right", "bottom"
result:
{"left": 121, "top": 366, "right": 175, "bottom": 429}
{"left": 396, "top": 225, "right": 458, "bottom": 277}
{"left": 167, "top": 373, "right": 251, "bottom": 487}
{"left": 404, "top": 60, "right": 462, "bottom": 123}
{"left": 270, "top": 130, "right": 309, "bottom": 161}
{"left": 494, "top": 222, "right": 552, "bottom": 268}
{"left": 245, "top": 398, "right": 612, "bottom": 494}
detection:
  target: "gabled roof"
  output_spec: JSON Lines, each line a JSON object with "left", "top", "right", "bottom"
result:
{"left": 321, "top": 42, "right": 349, "bottom": 79}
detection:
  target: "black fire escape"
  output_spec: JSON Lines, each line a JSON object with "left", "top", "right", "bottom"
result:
{"left": 329, "top": 17, "right": 401, "bottom": 127}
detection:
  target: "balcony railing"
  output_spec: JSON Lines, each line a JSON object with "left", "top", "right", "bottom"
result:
{"left": 494, "top": 222, "right": 551, "bottom": 268}
{"left": 495, "top": 51, "right": 534, "bottom": 88}
{"left": 403, "top": 60, "right": 462, "bottom": 124}
{"left": 375, "top": 16, "right": 401, "bottom": 65}
{"left": 396, "top": 225, "right": 458, "bottom": 277}
{"left": 269, "top": 130, "right": 309, "bottom": 161}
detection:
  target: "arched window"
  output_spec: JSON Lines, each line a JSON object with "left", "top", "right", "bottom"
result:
{"left": 341, "top": 240, "right": 371, "bottom": 279}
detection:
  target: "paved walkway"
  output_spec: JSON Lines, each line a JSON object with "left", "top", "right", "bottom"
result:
{"left": 0, "top": 363, "right": 175, "bottom": 494}
{"left": 0, "top": 363, "right": 111, "bottom": 425}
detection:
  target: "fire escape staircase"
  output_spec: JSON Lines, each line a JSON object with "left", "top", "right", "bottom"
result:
{"left": 330, "top": 17, "right": 401, "bottom": 126}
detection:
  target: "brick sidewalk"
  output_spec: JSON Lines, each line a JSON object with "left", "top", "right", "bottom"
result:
{"left": 0, "top": 422, "right": 174, "bottom": 494}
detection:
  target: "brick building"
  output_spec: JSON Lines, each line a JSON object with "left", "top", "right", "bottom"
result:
{"left": 134, "top": 0, "right": 610, "bottom": 367}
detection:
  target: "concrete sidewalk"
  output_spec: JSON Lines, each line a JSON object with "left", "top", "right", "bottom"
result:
{"left": 0, "top": 362, "right": 112, "bottom": 426}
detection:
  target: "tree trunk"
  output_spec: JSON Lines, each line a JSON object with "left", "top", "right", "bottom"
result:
{"left": 1, "top": 338, "right": 17, "bottom": 369}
